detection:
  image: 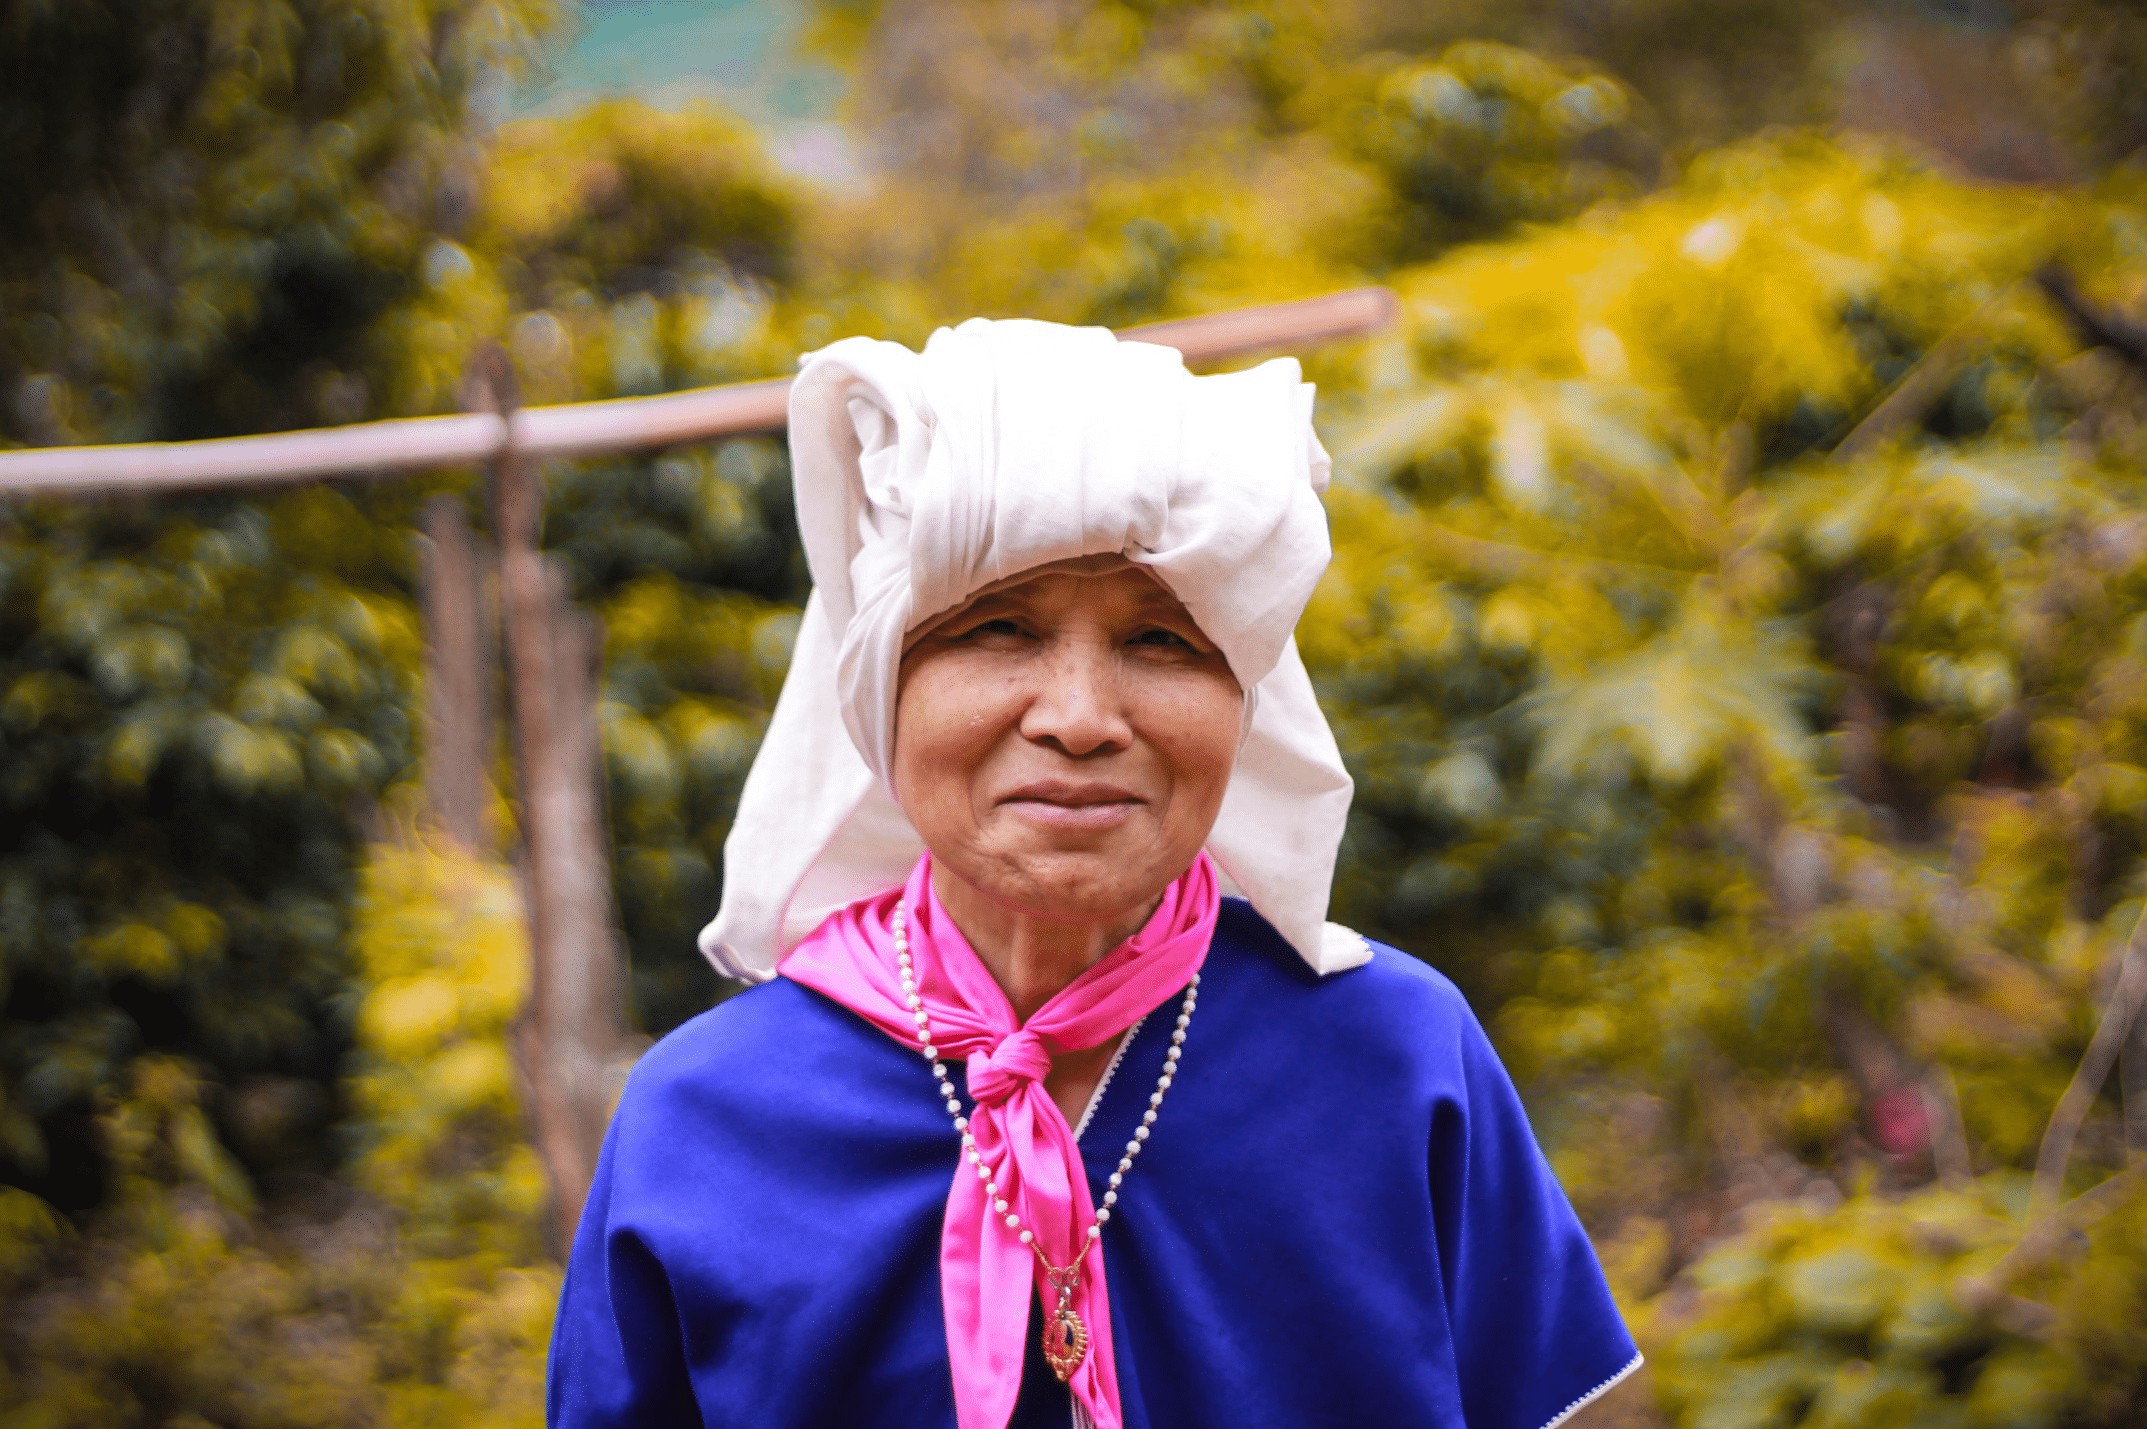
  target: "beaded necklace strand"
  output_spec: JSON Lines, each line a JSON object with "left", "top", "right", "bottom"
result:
{"left": 892, "top": 901, "right": 1199, "bottom": 1382}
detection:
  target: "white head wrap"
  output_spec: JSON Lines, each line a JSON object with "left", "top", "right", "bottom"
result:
{"left": 700, "top": 318, "right": 1364, "bottom": 980}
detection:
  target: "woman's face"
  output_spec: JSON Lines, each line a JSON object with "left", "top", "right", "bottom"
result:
{"left": 893, "top": 566, "right": 1243, "bottom": 929}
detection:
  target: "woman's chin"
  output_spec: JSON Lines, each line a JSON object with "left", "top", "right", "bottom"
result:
{"left": 963, "top": 846, "right": 1176, "bottom": 927}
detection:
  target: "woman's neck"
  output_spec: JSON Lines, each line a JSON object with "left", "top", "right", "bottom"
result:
{"left": 932, "top": 867, "right": 1161, "bottom": 1022}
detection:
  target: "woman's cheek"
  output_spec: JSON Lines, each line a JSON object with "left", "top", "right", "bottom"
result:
{"left": 926, "top": 680, "right": 1009, "bottom": 827}
{"left": 1154, "top": 679, "right": 1240, "bottom": 775}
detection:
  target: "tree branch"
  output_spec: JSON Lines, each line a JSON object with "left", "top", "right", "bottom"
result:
{"left": 1955, "top": 1157, "right": 2147, "bottom": 1321}
{"left": 1833, "top": 328, "right": 1980, "bottom": 465}
{"left": 1416, "top": 521, "right": 1690, "bottom": 585}
{"left": 2029, "top": 913, "right": 2147, "bottom": 1224}
{"left": 2036, "top": 261, "right": 2147, "bottom": 373}
{"left": 1832, "top": 295, "right": 2009, "bottom": 464}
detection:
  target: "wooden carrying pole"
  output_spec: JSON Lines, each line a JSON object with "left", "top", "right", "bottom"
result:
{"left": 0, "top": 287, "right": 1398, "bottom": 499}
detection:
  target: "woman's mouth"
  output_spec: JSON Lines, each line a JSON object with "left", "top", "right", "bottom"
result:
{"left": 998, "top": 780, "right": 1144, "bottom": 830}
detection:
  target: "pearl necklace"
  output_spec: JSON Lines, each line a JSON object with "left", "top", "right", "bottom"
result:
{"left": 893, "top": 901, "right": 1199, "bottom": 1383}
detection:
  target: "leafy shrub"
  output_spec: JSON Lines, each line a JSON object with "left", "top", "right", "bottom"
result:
{"left": 1332, "top": 42, "right": 1650, "bottom": 262}
{"left": 0, "top": 839, "right": 556, "bottom": 1428}
{"left": 1653, "top": 1176, "right": 2147, "bottom": 1429}
{"left": 1, "top": 491, "right": 428, "bottom": 1212}
{"left": 1305, "top": 128, "right": 2147, "bottom": 1427}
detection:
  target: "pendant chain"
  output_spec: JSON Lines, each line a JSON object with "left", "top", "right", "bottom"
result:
{"left": 892, "top": 901, "right": 1198, "bottom": 1277}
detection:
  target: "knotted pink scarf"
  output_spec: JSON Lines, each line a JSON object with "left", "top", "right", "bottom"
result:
{"left": 778, "top": 852, "right": 1219, "bottom": 1429}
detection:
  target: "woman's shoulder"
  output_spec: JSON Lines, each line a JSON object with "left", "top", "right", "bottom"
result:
{"left": 615, "top": 974, "right": 902, "bottom": 1119}
{"left": 1209, "top": 898, "right": 1487, "bottom": 1052}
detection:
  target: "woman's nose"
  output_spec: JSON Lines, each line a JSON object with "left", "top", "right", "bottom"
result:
{"left": 1017, "top": 637, "right": 1132, "bottom": 757}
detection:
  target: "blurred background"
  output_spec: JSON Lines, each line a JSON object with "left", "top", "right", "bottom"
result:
{"left": 5, "top": 1, "right": 2147, "bottom": 1424}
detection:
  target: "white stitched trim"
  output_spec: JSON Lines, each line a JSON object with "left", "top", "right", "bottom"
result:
{"left": 1539, "top": 1352, "right": 1644, "bottom": 1429}
{"left": 1071, "top": 1012, "right": 1146, "bottom": 1142}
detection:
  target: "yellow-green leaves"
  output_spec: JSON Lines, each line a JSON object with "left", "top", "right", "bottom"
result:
{"left": 0, "top": 1183, "right": 70, "bottom": 1289}
{"left": 1376, "top": 135, "right": 2091, "bottom": 434}
{"left": 1337, "top": 42, "right": 1645, "bottom": 262}
{"left": 1310, "top": 119, "right": 2147, "bottom": 1427}
{"left": 1652, "top": 1181, "right": 2131, "bottom": 1429}
{"left": 100, "top": 1056, "right": 258, "bottom": 1215}
{"left": 77, "top": 906, "right": 227, "bottom": 985}
{"left": 0, "top": 1018, "right": 557, "bottom": 1429}
{"left": 347, "top": 841, "right": 532, "bottom": 1212}
{"left": 1533, "top": 599, "right": 1818, "bottom": 792}
{"left": 471, "top": 100, "right": 803, "bottom": 397}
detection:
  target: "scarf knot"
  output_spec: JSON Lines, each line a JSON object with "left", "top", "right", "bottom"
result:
{"left": 966, "top": 1029, "right": 1052, "bottom": 1107}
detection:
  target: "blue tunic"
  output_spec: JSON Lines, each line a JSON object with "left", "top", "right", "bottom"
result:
{"left": 549, "top": 900, "right": 1638, "bottom": 1429}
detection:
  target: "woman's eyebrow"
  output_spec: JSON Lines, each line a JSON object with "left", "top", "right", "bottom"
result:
{"left": 929, "top": 595, "right": 1024, "bottom": 630}
{"left": 1125, "top": 591, "right": 1199, "bottom": 621}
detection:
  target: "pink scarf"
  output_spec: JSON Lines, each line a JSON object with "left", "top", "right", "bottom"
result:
{"left": 779, "top": 852, "right": 1219, "bottom": 1429}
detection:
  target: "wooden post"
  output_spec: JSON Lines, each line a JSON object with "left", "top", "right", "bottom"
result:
{"left": 538, "top": 562, "right": 633, "bottom": 1174}
{"left": 2124, "top": 991, "right": 2147, "bottom": 1158}
{"left": 417, "top": 494, "right": 495, "bottom": 850}
{"left": 473, "top": 348, "right": 631, "bottom": 1253}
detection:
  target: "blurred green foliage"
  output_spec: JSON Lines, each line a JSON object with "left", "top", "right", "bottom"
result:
{"left": 584, "top": 552, "right": 798, "bottom": 1027}
{"left": 458, "top": 100, "right": 828, "bottom": 1033}
{"left": 1653, "top": 1181, "right": 2054, "bottom": 1428}
{"left": 0, "top": 0, "right": 559, "bottom": 1218}
{"left": 0, "top": 490, "right": 428, "bottom": 1211}
{"left": 346, "top": 837, "right": 547, "bottom": 1259}
{"left": 0, "top": 841, "right": 554, "bottom": 1427}
{"left": 0, "top": 4, "right": 815, "bottom": 1210}
{"left": 1305, "top": 131, "right": 2147, "bottom": 1426}
{"left": 7, "top": 0, "right": 2147, "bottom": 1425}
{"left": 1328, "top": 42, "right": 1648, "bottom": 264}
{"left": 0, "top": 0, "right": 558, "bottom": 443}
{"left": 1648, "top": 1177, "right": 2147, "bottom": 1428}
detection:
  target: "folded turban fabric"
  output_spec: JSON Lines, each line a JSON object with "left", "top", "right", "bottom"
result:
{"left": 699, "top": 317, "right": 1364, "bottom": 979}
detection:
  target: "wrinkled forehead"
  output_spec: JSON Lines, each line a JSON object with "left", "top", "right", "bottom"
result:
{"left": 901, "top": 553, "right": 1189, "bottom": 648}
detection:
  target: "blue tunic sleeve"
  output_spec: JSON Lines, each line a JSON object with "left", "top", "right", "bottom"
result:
{"left": 1433, "top": 981, "right": 1641, "bottom": 1429}
{"left": 547, "top": 1123, "right": 700, "bottom": 1427}
{"left": 547, "top": 977, "right": 964, "bottom": 1428}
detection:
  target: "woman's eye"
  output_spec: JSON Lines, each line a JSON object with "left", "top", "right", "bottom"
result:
{"left": 962, "top": 618, "right": 1027, "bottom": 641}
{"left": 1129, "top": 628, "right": 1195, "bottom": 650}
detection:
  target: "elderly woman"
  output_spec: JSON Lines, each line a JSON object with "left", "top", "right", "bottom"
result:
{"left": 548, "top": 321, "right": 1638, "bottom": 1429}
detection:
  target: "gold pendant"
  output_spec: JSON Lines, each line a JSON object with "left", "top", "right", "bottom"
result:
{"left": 1042, "top": 1304, "right": 1088, "bottom": 1381}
